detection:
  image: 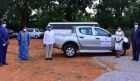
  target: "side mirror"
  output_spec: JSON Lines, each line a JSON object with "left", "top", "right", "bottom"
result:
{"left": 108, "top": 34, "right": 112, "bottom": 37}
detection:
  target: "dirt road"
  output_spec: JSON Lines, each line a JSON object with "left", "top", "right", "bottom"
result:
{"left": 0, "top": 39, "right": 113, "bottom": 81}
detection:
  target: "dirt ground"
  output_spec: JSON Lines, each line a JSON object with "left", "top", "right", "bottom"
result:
{"left": 0, "top": 39, "right": 125, "bottom": 81}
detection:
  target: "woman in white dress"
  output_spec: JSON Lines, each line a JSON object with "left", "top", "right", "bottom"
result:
{"left": 115, "top": 27, "right": 125, "bottom": 58}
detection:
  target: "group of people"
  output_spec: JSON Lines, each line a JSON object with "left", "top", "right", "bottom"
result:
{"left": 16, "top": 24, "right": 55, "bottom": 61}
{"left": 0, "top": 20, "right": 140, "bottom": 67}
{"left": 0, "top": 20, "right": 55, "bottom": 67}
{"left": 115, "top": 23, "right": 140, "bottom": 61}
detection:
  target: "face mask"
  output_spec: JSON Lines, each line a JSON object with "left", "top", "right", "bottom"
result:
{"left": 2, "top": 24, "right": 6, "bottom": 28}
{"left": 23, "top": 29, "right": 26, "bottom": 32}
{"left": 135, "top": 25, "right": 138, "bottom": 28}
{"left": 48, "top": 28, "right": 52, "bottom": 31}
{"left": 118, "top": 28, "right": 121, "bottom": 31}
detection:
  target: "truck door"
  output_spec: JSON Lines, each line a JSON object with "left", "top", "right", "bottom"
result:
{"left": 76, "top": 27, "right": 95, "bottom": 50}
{"left": 93, "top": 28, "right": 113, "bottom": 50}
{"left": 27, "top": 28, "right": 34, "bottom": 38}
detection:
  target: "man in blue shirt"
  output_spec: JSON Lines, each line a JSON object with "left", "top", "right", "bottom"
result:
{"left": 0, "top": 20, "right": 9, "bottom": 67}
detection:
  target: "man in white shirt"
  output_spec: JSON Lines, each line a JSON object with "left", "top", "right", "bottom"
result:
{"left": 43, "top": 25, "right": 55, "bottom": 60}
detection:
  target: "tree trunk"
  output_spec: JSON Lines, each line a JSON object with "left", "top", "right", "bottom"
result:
{"left": 20, "top": 0, "right": 29, "bottom": 28}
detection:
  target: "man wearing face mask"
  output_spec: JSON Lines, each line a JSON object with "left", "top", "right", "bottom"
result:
{"left": 0, "top": 20, "right": 9, "bottom": 66}
{"left": 131, "top": 23, "right": 140, "bottom": 61}
{"left": 43, "top": 25, "right": 55, "bottom": 60}
{"left": 115, "top": 27, "right": 125, "bottom": 58}
{"left": 16, "top": 26, "right": 31, "bottom": 60}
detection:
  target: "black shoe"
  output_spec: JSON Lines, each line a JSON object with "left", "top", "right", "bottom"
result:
{"left": 23, "top": 59, "right": 28, "bottom": 60}
{"left": 45, "top": 58, "right": 49, "bottom": 60}
{"left": 49, "top": 58, "right": 53, "bottom": 60}
{"left": 0, "top": 64, "right": 3, "bottom": 67}
{"left": 132, "top": 59, "right": 136, "bottom": 61}
{"left": 2, "top": 62, "right": 8, "bottom": 65}
{"left": 136, "top": 59, "right": 139, "bottom": 61}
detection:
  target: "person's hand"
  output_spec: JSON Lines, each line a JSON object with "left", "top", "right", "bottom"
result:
{"left": 116, "top": 41, "right": 119, "bottom": 43}
{"left": 118, "top": 40, "right": 121, "bottom": 43}
{"left": 43, "top": 44, "right": 46, "bottom": 47}
{"left": 5, "top": 41, "right": 9, "bottom": 45}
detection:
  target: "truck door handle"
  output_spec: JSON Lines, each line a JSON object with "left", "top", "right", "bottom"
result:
{"left": 80, "top": 37, "right": 84, "bottom": 38}
{"left": 96, "top": 38, "right": 100, "bottom": 39}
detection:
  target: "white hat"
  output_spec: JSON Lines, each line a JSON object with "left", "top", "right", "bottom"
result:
{"left": 47, "top": 24, "right": 52, "bottom": 27}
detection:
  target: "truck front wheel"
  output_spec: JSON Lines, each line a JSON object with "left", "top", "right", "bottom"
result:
{"left": 63, "top": 45, "right": 77, "bottom": 58}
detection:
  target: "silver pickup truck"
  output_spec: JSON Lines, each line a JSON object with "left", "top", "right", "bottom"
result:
{"left": 51, "top": 23, "right": 129, "bottom": 58}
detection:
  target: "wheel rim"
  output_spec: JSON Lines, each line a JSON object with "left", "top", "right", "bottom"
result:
{"left": 66, "top": 47, "right": 75, "bottom": 56}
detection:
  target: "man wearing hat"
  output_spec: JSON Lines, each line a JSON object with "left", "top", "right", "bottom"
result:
{"left": 131, "top": 23, "right": 140, "bottom": 61}
{"left": 43, "top": 24, "right": 55, "bottom": 60}
{"left": 0, "top": 20, "right": 9, "bottom": 66}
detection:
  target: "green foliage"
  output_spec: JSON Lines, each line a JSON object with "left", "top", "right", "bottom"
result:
{"left": 0, "top": 0, "right": 140, "bottom": 35}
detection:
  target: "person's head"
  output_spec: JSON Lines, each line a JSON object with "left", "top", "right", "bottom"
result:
{"left": 134, "top": 23, "right": 138, "bottom": 28}
{"left": 22, "top": 26, "right": 27, "bottom": 32}
{"left": 46, "top": 24, "right": 52, "bottom": 31}
{"left": 118, "top": 26, "right": 121, "bottom": 32}
{"left": 1, "top": 20, "right": 6, "bottom": 28}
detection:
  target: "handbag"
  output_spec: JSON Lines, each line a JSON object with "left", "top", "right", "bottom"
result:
{"left": 123, "top": 42, "right": 130, "bottom": 49}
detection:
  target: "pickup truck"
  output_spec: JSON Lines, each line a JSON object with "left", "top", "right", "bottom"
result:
{"left": 53, "top": 26, "right": 129, "bottom": 58}
{"left": 26, "top": 28, "right": 44, "bottom": 39}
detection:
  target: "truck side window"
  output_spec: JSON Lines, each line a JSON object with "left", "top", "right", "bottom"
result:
{"left": 35, "top": 29, "right": 39, "bottom": 32}
{"left": 27, "top": 29, "right": 34, "bottom": 32}
{"left": 79, "top": 28, "right": 92, "bottom": 35}
{"left": 94, "top": 28, "right": 109, "bottom": 36}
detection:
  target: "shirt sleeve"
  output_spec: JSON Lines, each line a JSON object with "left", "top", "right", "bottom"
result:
{"left": 27, "top": 33, "right": 31, "bottom": 42}
{"left": 122, "top": 31, "right": 125, "bottom": 38}
{"left": 16, "top": 32, "right": 21, "bottom": 40}
{"left": 0, "top": 31, "right": 5, "bottom": 44}
{"left": 43, "top": 32, "right": 46, "bottom": 44}
{"left": 53, "top": 32, "right": 55, "bottom": 43}
{"left": 115, "top": 31, "right": 117, "bottom": 37}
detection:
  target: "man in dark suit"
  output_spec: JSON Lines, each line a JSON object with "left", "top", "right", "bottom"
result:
{"left": 0, "top": 20, "right": 9, "bottom": 67}
{"left": 131, "top": 23, "right": 140, "bottom": 61}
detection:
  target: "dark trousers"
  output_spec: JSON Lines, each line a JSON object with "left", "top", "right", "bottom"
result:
{"left": 0, "top": 45, "right": 3, "bottom": 64}
{"left": 2, "top": 45, "right": 8, "bottom": 63}
{"left": 132, "top": 42, "right": 140, "bottom": 60}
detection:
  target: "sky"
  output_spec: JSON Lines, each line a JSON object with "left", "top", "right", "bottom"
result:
{"left": 86, "top": 0, "right": 99, "bottom": 16}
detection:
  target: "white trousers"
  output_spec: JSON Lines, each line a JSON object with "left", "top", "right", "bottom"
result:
{"left": 46, "top": 44, "right": 53, "bottom": 58}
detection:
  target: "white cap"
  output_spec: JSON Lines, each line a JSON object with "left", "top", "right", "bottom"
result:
{"left": 47, "top": 24, "right": 52, "bottom": 27}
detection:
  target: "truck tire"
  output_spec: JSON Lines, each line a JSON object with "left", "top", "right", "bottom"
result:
{"left": 63, "top": 45, "right": 77, "bottom": 58}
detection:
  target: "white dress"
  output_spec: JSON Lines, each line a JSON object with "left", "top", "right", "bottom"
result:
{"left": 115, "top": 31, "right": 124, "bottom": 51}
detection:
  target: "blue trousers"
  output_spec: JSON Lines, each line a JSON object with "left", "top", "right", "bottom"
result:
{"left": 0, "top": 44, "right": 3, "bottom": 64}
{"left": 0, "top": 45, "right": 8, "bottom": 64}
{"left": 132, "top": 42, "right": 140, "bottom": 60}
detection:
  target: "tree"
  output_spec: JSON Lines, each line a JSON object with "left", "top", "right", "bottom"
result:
{"left": 56, "top": 0, "right": 94, "bottom": 21}
{"left": 94, "top": 0, "right": 130, "bottom": 28}
{"left": 0, "top": 0, "right": 8, "bottom": 21}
